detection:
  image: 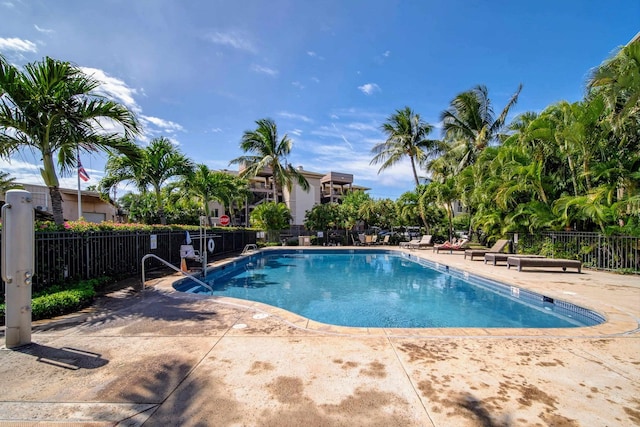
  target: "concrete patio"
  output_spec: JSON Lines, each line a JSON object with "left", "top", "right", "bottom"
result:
{"left": 1, "top": 248, "right": 638, "bottom": 426}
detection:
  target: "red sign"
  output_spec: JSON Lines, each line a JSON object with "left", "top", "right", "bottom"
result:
{"left": 219, "top": 215, "right": 230, "bottom": 226}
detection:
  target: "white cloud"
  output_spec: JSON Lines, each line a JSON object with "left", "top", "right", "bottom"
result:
{"left": 251, "top": 64, "right": 278, "bottom": 76}
{"left": 80, "top": 67, "right": 141, "bottom": 113}
{"left": 292, "top": 81, "right": 304, "bottom": 90}
{"left": 289, "top": 129, "right": 303, "bottom": 136}
{"left": 34, "top": 24, "right": 54, "bottom": 34}
{"left": 206, "top": 31, "right": 256, "bottom": 53}
{"left": 277, "top": 111, "right": 312, "bottom": 123}
{"left": 311, "top": 77, "right": 320, "bottom": 83}
{"left": 142, "top": 116, "right": 185, "bottom": 133}
{"left": 383, "top": 50, "right": 391, "bottom": 57}
{"left": 210, "top": 128, "right": 223, "bottom": 133}
{"left": 0, "top": 37, "right": 37, "bottom": 52}
{"left": 307, "top": 51, "right": 316, "bottom": 57}
{"left": 358, "top": 83, "right": 380, "bottom": 95}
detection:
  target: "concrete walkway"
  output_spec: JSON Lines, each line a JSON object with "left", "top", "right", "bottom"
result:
{"left": 1, "top": 248, "right": 639, "bottom": 426}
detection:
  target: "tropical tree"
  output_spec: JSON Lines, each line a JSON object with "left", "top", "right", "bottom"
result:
{"left": 423, "top": 178, "right": 459, "bottom": 241}
{"left": 439, "top": 84, "right": 522, "bottom": 172}
{"left": 371, "top": 106, "right": 440, "bottom": 186}
{"left": 250, "top": 201, "right": 291, "bottom": 242}
{"left": 0, "top": 55, "right": 140, "bottom": 224}
{"left": 179, "top": 164, "right": 248, "bottom": 223}
{"left": 304, "top": 202, "right": 343, "bottom": 231}
{"left": 99, "top": 137, "right": 193, "bottom": 224}
{"left": 230, "top": 118, "right": 309, "bottom": 203}
{"left": 0, "top": 171, "right": 21, "bottom": 195}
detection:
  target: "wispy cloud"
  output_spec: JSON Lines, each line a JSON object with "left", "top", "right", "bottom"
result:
{"left": 358, "top": 83, "right": 380, "bottom": 95}
{"left": 206, "top": 30, "right": 256, "bottom": 53}
{"left": 278, "top": 111, "right": 312, "bottom": 123}
{"left": 0, "top": 37, "right": 37, "bottom": 52}
{"left": 292, "top": 81, "right": 304, "bottom": 90}
{"left": 383, "top": 50, "right": 390, "bottom": 57}
{"left": 306, "top": 51, "right": 324, "bottom": 60}
{"left": 251, "top": 64, "right": 278, "bottom": 76}
{"left": 34, "top": 24, "right": 54, "bottom": 34}
{"left": 142, "top": 116, "right": 185, "bottom": 133}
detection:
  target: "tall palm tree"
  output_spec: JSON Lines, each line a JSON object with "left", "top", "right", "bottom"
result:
{"left": 440, "top": 84, "right": 522, "bottom": 172}
{"left": 371, "top": 106, "right": 440, "bottom": 187}
{"left": 230, "top": 118, "right": 309, "bottom": 203}
{"left": 0, "top": 55, "right": 140, "bottom": 224}
{"left": 99, "top": 137, "right": 193, "bottom": 224}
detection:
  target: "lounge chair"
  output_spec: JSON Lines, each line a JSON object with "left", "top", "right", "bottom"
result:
{"left": 380, "top": 235, "right": 390, "bottom": 245}
{"left": 484, "top": 253, "right": 545, "bottom": 266}
{"left": 409, "top": 234, "right": 433, "bottom": 249}
{"left": 507, "top": 256, "right": 582, "bottom": 273}
{"left": 400, "top": 238, "right": 420, "bottom": 248}
{"left": 433, "top": 238, "right": 469, "bottom": 254}
{"left": 464, "top": 239, "right": 510, "bottom": 260}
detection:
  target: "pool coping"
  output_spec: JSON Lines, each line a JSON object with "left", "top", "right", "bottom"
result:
{"left": 159, "top": 246, "right": 640, "bottom": 338}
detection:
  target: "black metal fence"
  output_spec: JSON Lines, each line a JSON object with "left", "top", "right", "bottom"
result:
{"left": 510, "top": 231, "right": 639, "bottom": 274}
{"left": 0, "top": 229, "right": 256, "bottom": 295}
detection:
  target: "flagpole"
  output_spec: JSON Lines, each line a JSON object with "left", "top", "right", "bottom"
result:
{"left": 77, "top": 147, "right": 82, "bottom": 220}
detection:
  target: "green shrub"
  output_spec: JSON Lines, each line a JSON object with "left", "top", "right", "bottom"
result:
{"left": 0, "top": 278, "right": 109, "bottom": 325}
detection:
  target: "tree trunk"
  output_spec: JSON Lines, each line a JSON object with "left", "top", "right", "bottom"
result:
{"left": 49, "top": 186, "right": 64, "bottom": 225}
{"left": 154, "top": 185, "right": 166, "bottom": 225}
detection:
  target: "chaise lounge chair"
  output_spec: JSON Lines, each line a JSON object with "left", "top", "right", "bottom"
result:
{"left": 484, "top": 253, "right": 545, "bottom": 266}
{"left": 400, "top": 237, "right": 421, "bottom": 248}
{"left": 464, "top": 239, "right": 510, "bottom": 260}
{"left": 433, "top": 238, "right": 469, "bottom": 254}
{"left": 409, "top": 234, "right": 433, "bottom": 249}
{"left": 506, "top": 256, "right": 582, "bottom": 273}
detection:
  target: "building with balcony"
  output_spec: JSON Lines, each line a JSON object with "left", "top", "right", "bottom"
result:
{"left": 217, "top": 165, "right": 369, "bottom": 227}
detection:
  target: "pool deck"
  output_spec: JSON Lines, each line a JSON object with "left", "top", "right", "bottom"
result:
{"left": 1, "top": 247, "right": 638, "bottom": 426}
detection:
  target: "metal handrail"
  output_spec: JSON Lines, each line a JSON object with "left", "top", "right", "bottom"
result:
{"left": 241, "top": 244, "right": 258, "bottom": 254}
{"left": 141, "top": 253, "right": 213, "bottom": 293}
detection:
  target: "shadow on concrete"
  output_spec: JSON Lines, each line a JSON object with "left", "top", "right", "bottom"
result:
{"left": 13, "top": 342, "right": 108, "bottom": 370}
{"left": 117, "top": 359, "right": 241, "bottom": 426}
{"left": 456, "top": 393, "right": 512, "bottom": 427}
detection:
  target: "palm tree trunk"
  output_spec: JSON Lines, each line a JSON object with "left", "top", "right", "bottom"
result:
{"left": 49, "top": 186, "right": 64, "bottom": 225}
{"left": 410, "top": 156, "right": 420, "bottom": 187}
{"left": 154, "top": 185, "right": 166, "bottom": 225}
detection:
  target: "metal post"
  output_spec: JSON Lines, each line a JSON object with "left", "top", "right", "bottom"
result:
{"left": 1, "top": 190, "right": 35, "bottom": 348}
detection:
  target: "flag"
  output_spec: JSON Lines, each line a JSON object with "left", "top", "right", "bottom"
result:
{"left": 78, "top": 158, "right": 90, "bottom": 182}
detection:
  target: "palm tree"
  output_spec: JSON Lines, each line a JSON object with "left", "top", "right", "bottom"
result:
{"left": 180, "top": 164, "right": 248, "bottom": 224}
{"left": 0, "top": 55, "right": 140, "bottom": 224}
{"left": 371, "top": 107, "right": 440, "bottom": 187}
{"left": 440, "top": 84, "right": 522, "bottom": 171}
{"left": 99, "top": 137, "right": 193, "bottom": 224}
{"left": 250, "top": 202, "right": 291, "bottom": 242}
{"left": 0, "top": 171, "right": 21, "bottom": 195}
{"left": 230, "top": 118, "right": 309, "bottom": 203}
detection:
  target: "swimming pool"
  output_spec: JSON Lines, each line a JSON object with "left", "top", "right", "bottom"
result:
{"left": 173, "top": 249, "right": 604, "bottom": 328}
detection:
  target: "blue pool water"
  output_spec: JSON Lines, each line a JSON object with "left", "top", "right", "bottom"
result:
{"left": 173, "top": 249, "right": 604, "bottom": 328}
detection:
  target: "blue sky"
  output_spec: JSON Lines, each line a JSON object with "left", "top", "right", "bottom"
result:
{"left": 1, "top": 0, "right": 638, "bottom": 200}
